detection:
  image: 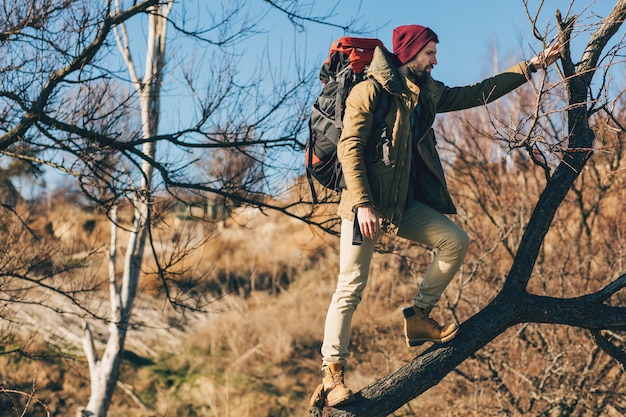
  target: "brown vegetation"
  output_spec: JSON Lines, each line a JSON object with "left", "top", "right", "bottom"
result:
{"left": 2, "top": 41, "right": 626, "bottom": 412}
{"left": 1, "top": 107, "right": 625, "bottom": 415}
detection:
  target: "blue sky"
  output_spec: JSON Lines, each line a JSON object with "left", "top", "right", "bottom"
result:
{"left": 151, "top": 2, "right": 543, "bottom": 131}
{"left": 142, "top": 0, "right": 623, "bottom": 133}
{"left": 155, "top": 0, "right": 620, "bottom": 133}
{"left": 275, "top": 0, "right": 619, "bottom": 85}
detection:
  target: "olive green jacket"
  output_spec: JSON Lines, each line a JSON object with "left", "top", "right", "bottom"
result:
{"left": 337, "top": 46, "right": 533, "bottom": 234}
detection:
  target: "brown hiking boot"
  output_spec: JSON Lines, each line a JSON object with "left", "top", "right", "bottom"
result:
{"left": 309, "top": 363, "right": 355, "bottom": 407}
{"left": 402, "top": 305, "right": 458, "bottom": 347}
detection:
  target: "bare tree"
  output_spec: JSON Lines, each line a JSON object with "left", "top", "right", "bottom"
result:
{"left": 78, "top": 1, "right": 172, "bottom": 415}
{"left": 0, "top": 0, "right": 358, "bottom": 415}
{"left": 436, "top": 68, "right": 626, "bottom": 416}
{"left": 310, "top": 1, "right": 626, "bottom": 416}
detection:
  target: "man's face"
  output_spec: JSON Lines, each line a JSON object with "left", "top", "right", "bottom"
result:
{"left": 405, "top": 40, "right": 438, "bottom": 83}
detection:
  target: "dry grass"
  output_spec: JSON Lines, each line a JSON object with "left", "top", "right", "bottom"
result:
{"left": 1, "top": 128, "right": 626, "bottom": 416}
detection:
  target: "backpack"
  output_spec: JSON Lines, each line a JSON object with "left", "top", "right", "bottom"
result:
{"left": 305, "top": 37, "right": 391, "bottom": 203}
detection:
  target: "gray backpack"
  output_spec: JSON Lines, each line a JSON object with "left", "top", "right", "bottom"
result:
{"left": 305, "top": 37, "right": 391, "bottom": 203}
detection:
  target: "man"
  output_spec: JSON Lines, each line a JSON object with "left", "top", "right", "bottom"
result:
{"left": 311, "top": 24, "right": 560, "bottom": 408}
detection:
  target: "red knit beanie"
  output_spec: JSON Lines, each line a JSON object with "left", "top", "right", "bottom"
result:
{"left": 392, "top": 25, "right": 439, "bottom": 65}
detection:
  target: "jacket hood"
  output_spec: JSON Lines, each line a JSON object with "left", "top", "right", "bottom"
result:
{"left": 366, "top": 46, "right": 406, "bottom": 96}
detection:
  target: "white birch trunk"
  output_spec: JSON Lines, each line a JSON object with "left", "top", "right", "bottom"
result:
{"left": 79, "top": 2, "right": 173, "bottom": 416}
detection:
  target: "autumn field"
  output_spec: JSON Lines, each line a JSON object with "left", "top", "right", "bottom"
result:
{"left": 1, "top": 118, "right": 625, "bottom": 417}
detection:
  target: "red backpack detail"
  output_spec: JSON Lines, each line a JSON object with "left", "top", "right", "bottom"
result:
{"left": 324, "top": 37, "right": 384, "bottom": 75}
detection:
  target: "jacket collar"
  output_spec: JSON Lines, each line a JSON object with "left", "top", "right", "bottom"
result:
{"left": 366, "top": 46, "right": 407, "bottom": 96}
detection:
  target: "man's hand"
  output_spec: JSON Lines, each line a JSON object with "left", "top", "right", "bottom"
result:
{"left": 357, "top": 205, "right": 380, "bottom": 239}
{"left": 529, "top": 43, "right": 560, "bottom": 69}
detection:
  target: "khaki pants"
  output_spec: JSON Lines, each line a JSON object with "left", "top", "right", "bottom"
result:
{"left": 321, "top": 200, "right": 470, "bottom": 366}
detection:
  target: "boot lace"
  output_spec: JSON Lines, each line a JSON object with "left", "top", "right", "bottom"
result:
{"left": 330, "top": 370, "right": 345, "bottom": 388}
{"left": 419, "top": 308, "right": 443, "bottom": 330}
{"left": 424, "top": 316, "right": 443, "bottom": 330}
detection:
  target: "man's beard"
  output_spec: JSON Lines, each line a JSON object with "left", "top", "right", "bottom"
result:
{"left": 407, "top": 65, "right": 432, "bottom": 84}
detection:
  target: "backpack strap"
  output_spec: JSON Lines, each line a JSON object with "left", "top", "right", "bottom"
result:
{"left": 369, "top": 78, "right": 390, "bottom": 125}
{"left": 334, "top": 67, "right": 351, "bottom": 130}
{"left": 369, "top": 79, "right": 392, "bottom": 166}
{"left": 306, "top": 119, "right": 319, "bottom": 204}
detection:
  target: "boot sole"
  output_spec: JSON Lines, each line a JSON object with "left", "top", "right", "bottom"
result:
{"left": 405, "top": 326, "right": 458, "bottom": 347}
{"left": 310, "top": 384, "right": 356, "bottom": 408}
{"left": 327, "top": 392, "right": 355, "bottom": 407}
